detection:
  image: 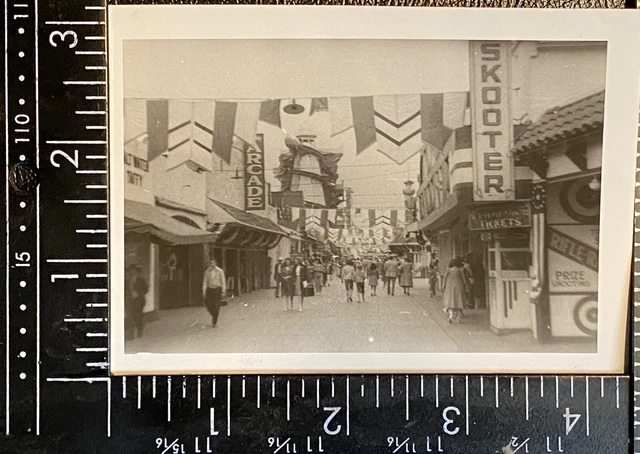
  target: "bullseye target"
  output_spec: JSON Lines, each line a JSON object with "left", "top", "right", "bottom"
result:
{"left": 573, "top": 295, "right": 598, "bottom": 337}
{"left": 560, "top": 177, "right": 600, "bottom": 224}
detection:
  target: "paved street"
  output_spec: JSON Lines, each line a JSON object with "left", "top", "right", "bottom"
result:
{"left": 125, "top": 279, "right": 596, "bottom": 354}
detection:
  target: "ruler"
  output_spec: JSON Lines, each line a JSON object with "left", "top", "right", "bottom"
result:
{"left": 2, "top": 1, "right": 633, "bottom": 453}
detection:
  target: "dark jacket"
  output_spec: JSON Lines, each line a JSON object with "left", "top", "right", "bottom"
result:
{"left": 125, "top": 276, "right": 148, "bottom": 311}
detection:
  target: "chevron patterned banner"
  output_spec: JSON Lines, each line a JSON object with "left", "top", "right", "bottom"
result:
{"left": 328, "top": 91, "right": 470, "bottom": 165}
{"left": 374, "top": 94, "right": 424, "bottom": 164}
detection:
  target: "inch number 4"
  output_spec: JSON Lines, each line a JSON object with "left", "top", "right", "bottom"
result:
{"left": 564, "top": 408, "right": 581, "bottom": 435}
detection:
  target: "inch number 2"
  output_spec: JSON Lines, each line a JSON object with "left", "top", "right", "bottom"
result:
{"left": 442, "top": 406, "right": 461, "bottom": 435}
{"left": 50, "top": 149, "right": 79, "bottom": 168}
{"left": 49, "top": 30, "right": 78, "bottom": 48}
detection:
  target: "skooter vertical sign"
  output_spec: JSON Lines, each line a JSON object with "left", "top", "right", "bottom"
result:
{"left": 469, "top": 41, "right": 515, "bottom": 201}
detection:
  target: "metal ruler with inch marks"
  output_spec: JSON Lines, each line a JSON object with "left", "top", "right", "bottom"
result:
{"left": 2, "top": 1, "right": 634, "bottom": 453}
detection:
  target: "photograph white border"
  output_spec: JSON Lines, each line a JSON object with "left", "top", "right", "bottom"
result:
{"left": 108, "top": 6, "right": 639, "bottom": 375}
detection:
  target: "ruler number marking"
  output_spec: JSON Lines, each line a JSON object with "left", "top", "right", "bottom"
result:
{"left": 50, "top": 149, "right": 78, "bottom": 168}
{"left": 564, "top": 407, "right": 581, "bottom": 435}
{"left": 14, "top": 252, "right": 31, "bottom": 267}
{"left": 49, "top": 30, "right": 78, "bottom": 49}
{"left": 323, "top": 407, "right": 342, "bottom": 436}
{"left": 442, "top": 406, "right": 461, "bottom": 436}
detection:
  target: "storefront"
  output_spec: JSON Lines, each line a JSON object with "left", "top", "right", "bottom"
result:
{"left": 207, "top": 198, "right": 286, "bottom": 296}
{"left": 125, "top": 200, "right": 217, "bottom": 319}
{"left": 512, "top": 90, "right": 603, "bottom": 341}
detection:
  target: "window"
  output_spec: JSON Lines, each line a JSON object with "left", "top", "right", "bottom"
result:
{"left": 124, "top": 153, "right": 132, "bottom": 165}
{"left": 500, "top": 251, "right": 530, "bottom": 271}
{"left": 126, "top": 171, "right": 143, "bottom": 186}
{"left": 133, "top": 156, "right": 149, "bottom": 172}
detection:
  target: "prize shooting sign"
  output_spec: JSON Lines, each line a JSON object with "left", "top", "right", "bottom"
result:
{"left": 469, "top": 41, "right": 515, "bottom": 202}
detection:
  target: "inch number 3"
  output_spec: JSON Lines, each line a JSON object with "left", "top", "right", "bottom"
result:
{"left": 49, "top": 30, "right": 78, "bottom": 49}
{"left": 442, "top": 406, "right": 461, "bottom": 435}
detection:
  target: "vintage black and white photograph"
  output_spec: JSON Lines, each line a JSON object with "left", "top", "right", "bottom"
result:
{"left": 109, "top": 7, "right": 636, "bottom": 374}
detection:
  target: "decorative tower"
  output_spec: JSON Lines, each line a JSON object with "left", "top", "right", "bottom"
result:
{"left": 275, "top": 122, "right": 342, "bottom": 208}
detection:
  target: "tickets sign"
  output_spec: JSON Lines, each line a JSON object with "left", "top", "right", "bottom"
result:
{"left": 468, "top": 203, "right": 531, "bottom": 231}
{"left": 469, "top": 41, "right": 514, "bottom": 201}
{"left": 244, "top": 134, "right": 265, "bottom": 211}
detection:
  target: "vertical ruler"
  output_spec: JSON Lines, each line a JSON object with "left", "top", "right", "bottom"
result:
{"left": 5, "top": 0, "right": 40, "bottom": 438}
{"left": 634, "top": 100, "right": 640, "bottom": 454}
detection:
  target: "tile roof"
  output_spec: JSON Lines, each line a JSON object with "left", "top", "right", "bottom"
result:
{"left": 512, "top": 90, "right": 604, "bottom": 154}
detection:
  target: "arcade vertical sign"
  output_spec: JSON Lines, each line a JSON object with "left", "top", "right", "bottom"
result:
{"left": 244, "top": 134, "right": 266, "bottom": 210}
{"left": 469, "top": 41, "right": 515, "bottom": 201}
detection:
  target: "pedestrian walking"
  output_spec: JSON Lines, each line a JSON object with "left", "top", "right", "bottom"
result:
{"left": 273, "top": 257, "right": 283, "bottom": 298}
{"left": 399, "top": 257, "right": 414, "bottom": 295}
{"left": 384, "top": 255, "right": 399, "bottom": 296}
{"left": 202, "top": 259, "right": 227, "bottom": 327}
{"left": 280, "top": 258, "right": 295, "bottom": 311}
{"left": 341, "top": 259, "right": 356, "bottom": 303}
{"left": 442, "top": 258, "right": 470, "bottom": 324}
{"left": 367, "top": 263, "right": 379, "bottom": 297}
{"left": 427, "top": 264, "right": 438, "bottom": 298}
{"left": 294, "top": 257, "right": 312, "bottom": 312}
{"left": 354, "top": 265, "right": 367, "bottom": 303}
{"left": 125, "top": 264, "right": 148, "bottom": 339}
{"left": 313, "top": 259, "right": 325, "bottom": 295}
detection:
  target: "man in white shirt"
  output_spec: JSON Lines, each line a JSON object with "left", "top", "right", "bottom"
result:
{"left": 202, "top": 259, "right": 227, "bottom": 327}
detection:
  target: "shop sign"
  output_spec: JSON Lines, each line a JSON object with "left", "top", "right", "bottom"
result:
{"left": 469, "top": 203, "right": 531, "bottom": 231}
{"left": 469, "top": 42, "right": 515, "bottom": 201}
{"left": 244, "top": 134, "right": 265, "bottom": 211}
{"left": 547, "top": 225, "right": 598, "bottom": 293}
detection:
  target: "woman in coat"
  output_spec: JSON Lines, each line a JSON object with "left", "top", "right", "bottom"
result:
{"left": 294, "top": 258, "right": 313, "bottom": 312}
{"left": 399, "top": 258, "right": 414, "bottom": 295}
{"left": 280, "top": 258, "right": 295, "bottom": 311}
{"left": 442, "top": 258, "right": 470, "bottom": 323}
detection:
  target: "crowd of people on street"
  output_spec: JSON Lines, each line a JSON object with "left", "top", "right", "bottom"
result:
{"left": 126, "top": 249, "right": 487, "bottom": 339}
{"left": 272, "top": 253, "right": 416, "bottom": 306}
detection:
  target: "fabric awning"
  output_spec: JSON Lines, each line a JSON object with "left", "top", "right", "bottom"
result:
{"left": 125, "top": 200, "right": 217, "bottom": 245}
{"left": 207, "top": 198, "right": 286, "bottom": 236}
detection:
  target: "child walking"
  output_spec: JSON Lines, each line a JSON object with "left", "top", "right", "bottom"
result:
{"left": 354, "top": 265, "right": 367, "bottom": 303}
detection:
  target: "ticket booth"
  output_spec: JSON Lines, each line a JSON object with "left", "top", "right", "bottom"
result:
{"left": 486, "top": 233, "right": 532, "bottom": 333}
{"left": 468, "top": 203, "right": 534, "bottom": 334}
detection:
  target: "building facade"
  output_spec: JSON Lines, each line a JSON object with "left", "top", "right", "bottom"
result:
{"left": 415, "top": 41, "right": 606, "bottom": 339}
